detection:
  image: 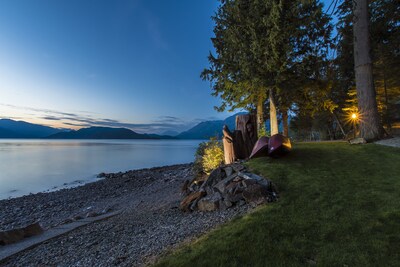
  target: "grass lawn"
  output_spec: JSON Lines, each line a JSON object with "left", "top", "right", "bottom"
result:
{"left": 155, "top": 142, "right": 400, "bottom": 266}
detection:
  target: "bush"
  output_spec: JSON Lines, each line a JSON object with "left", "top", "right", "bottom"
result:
{"left": 194, "top": 138, "right": 224, "bottom": 176}
{"left": 258, "top": 125, "right": 269, "bottom": 138}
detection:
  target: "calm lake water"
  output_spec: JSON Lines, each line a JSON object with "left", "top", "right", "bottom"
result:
{"left": 0, "top": 139, "right": 204, "bottom": 200}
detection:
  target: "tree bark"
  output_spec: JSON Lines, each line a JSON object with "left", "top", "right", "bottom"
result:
{"left": 256, "top": 95, "right": 265, "bottom": 135}
{"left": 269, "top": 89, "right": 279, "bottom": 135}
{"left": 332, "top": 112, "right": 346, "bottom": 138}
{"left": 282, "top": 108, "right": 289, "bottom": 137}
{"left": 353, "top": 0, "right": 384, "bottom": 141}
{"left": 383, "top": 70, "right": 391, "bottom": 129}
{"left": 235, "top": 114, "right": 257, "bottom": 159}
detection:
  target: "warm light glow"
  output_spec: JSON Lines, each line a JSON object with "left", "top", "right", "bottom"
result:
{"left": 351, "top": 113, "right": 357, "bottom": 120}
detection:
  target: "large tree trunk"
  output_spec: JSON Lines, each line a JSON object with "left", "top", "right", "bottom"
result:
{"left": 256, "top": 95, "right": 265, "bottom": 135}
{"left": 236, "top": 114, "right": 257, "bottom": 158}
{"left": 282, "top": 108, "right": 289, "bottom": 137}
{"left": 383, "top": 70, "right": 391, "bottom": 129}
{"left": 222, "top": 115, "right": 257, "bottom": 163}
{"left": 353, "top": 0, "right": 384, "bottom": 141}
{"left": 269, "top": 89, "right": 279, "bottom": 135}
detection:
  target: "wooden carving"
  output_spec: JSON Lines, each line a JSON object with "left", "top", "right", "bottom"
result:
{"left": 222, "top": 125, "right": 236, "bottom": 164}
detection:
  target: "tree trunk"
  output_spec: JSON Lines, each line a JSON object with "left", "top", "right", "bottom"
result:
{"left": 269, "top": 89, "right": 279, "bottom": 135}
{"left": 282, "top": 108, "right": 289, "bottom": 137}
{"left": 222, "top": 125, "right": 247, "bottom": 163}
{"left": 353, "top": 0, "right": 384, "bottom": 141}
{"left": 332, "top": 112, "right": 346, "bottom": 138}
{"left": 235, "top": 114, "right": 257, "bottom": 159}
{"left": 383, "top": 70, "right": 391, "bottom": 129}
{"left": 256, "top": 95, "right": 265, "bottom": 135}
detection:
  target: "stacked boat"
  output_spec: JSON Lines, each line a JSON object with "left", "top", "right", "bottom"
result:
{"left": 249, "top": 134, "right": 292, "bottom": 159}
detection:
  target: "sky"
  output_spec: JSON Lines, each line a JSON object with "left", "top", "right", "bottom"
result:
{"left": 0, "top": 0, "right": 230, "bottom": 134}
{"left": 0, "top": 0, "right": 335, "bottom": 134}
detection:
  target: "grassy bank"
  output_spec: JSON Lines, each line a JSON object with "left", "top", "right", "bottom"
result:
{"left": 155, "top": 142, "right": 400, "bottom": 266}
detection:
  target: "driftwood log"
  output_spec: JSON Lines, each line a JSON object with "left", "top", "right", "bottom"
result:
{"left": 222, "top": 114, "right": 257, "bottom": 164}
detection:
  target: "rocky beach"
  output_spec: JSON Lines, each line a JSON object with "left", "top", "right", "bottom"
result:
{"left": 0, "top": 163, "right": 252, "bottom": 266}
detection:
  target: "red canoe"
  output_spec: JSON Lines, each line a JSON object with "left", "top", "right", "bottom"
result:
{"left": 268, "top": 134, "right": 292, "bottom": 157}
{"left": 249, "top": 136, "right": 269, "bottom": 159}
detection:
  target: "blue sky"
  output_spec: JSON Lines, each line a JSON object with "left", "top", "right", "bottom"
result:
{"left": 0, "top": 0, "right": 335, "bottom": 134}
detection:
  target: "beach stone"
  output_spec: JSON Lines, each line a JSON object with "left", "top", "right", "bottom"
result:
{"left": 86, "top": 211, "right": 99, "bottom": 218}
{"left": 349, "top": 137, "right": 367, "bottom": 144}
{"left": 203, "top": 167, "right": 224, "bottom": 187}
{"left": 242, "top": 184, "right": 269, "bottom": 206}
{"left": 225, "top": 181, "right": 241, "bottom": 194}
{"left": 223, "top": 199, "right": 233, "bottom": 208}
{"left": 198, "top": 193, "right": 222, "bottom": 212}
{"left": 213, "top": 174, "right": 238, "bottom": 194}
{"left": 242, "top": 179, "right": 257, "bottom": 188}
{"left": 73, "top": 215, "right": 83, "bottom": 220}
{"left": 224, "top": 166, "right": 234, "bottom": 177}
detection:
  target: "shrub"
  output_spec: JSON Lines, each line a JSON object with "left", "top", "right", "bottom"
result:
{"left": 194, "top": 138, "right": 224, "bottom": 176}
{"left": 258, "top": 125, "right": 269, "bottom": 138}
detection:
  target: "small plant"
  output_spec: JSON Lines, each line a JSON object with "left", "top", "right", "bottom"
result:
{"left": 194, "top": 138, "right": 224, "bottom": 176}
{"left": 258, "top": 125, "right": 269, "bottom": 137}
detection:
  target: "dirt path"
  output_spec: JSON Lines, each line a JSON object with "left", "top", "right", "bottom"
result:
{"left": 375, "top": 137, "right": 400, "bottom": 148}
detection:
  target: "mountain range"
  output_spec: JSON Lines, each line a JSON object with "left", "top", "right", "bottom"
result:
{"left": 0, "top": 119, "right": 63, "bottom": 138}
{"left": 0, "top": 114, "right": 246, "bottom": 140}
{"left": 176, "top": 113, "right": 245, "bottom": 139}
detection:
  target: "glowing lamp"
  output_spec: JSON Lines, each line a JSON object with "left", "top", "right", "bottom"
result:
{"left": 351, "top": 113, "right": 357, "bottom": 120}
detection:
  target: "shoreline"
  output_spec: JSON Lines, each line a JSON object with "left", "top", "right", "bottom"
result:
{"left": 0, "top": 163, "right": 251, "bottom": 266}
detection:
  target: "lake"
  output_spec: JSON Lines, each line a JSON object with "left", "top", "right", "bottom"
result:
{"left": 0, "top": 139, "right": 204, "bottom": 200}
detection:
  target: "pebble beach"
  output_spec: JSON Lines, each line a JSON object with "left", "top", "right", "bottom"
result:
{"left": 0, "top": 163, "right": 250, "bottom": 266}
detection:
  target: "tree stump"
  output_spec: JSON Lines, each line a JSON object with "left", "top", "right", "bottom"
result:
{"left": 222, "top": 114, "right": 257, "bottom": 164}
{"left": 235, "top": 114, "right": 257, "bottom": 158}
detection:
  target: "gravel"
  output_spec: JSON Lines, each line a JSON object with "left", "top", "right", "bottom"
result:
{"left": 0, "top": 164, "right": 251, "bottom": 266}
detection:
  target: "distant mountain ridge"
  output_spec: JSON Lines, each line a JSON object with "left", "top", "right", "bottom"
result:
{"left": 0, "top": 114, "right": 258, "bottom": 140}
{"left": 47, "top": 127, "right": 175, "bottom": 139}
{"left": 177, "top": 112, "right": 246, "bottom": 139}
{"left": 0, "top": 119, "right": 63, "bottom": 138}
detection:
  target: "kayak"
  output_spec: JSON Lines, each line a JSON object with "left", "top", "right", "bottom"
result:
{"left": 249, "top": 136, "right": 269, "bottom": 159}
{"left": 268, "top": 134, "right": 291, "bottom": 157}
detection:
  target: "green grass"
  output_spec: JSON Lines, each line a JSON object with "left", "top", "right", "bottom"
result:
{"left": 155, "top": 142, "right": 400, "bottom": 267}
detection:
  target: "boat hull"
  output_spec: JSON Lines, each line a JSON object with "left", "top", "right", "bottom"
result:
{"left": 268, "top": 134, "right": 291, "bottom": 157}
{"left": 249, "top": 136, "right": 269, "bottom": 159}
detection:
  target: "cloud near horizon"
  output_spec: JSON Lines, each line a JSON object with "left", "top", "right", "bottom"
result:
{"left": 0, "top": 103, "right": 210, "bottom": 134}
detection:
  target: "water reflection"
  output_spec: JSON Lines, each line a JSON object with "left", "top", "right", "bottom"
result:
{"left": 0, "top": 139, "right": 203, "bottom": 199}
